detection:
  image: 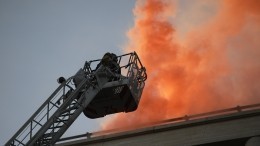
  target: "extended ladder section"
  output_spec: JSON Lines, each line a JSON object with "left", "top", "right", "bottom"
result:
{"left": 5, "top": 52, "right": 147, "bottom": 146}
{"left": 5, "top": 73, "right": 98, "bottom": 146}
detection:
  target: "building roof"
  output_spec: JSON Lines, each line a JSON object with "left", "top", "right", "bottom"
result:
{"left": 56, "top": 103, "right": 260, "bottom": 146}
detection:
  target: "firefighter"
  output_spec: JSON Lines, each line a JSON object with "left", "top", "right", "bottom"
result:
{"left": 110, "top": 53, "right": 121, "bottom": 74}
{"left": 95, "top": 52, "right": 121, "bottom": 80}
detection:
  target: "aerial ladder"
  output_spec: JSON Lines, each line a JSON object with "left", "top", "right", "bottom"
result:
{"left": 5, "top": 52, "right": 147, "bottom": 146}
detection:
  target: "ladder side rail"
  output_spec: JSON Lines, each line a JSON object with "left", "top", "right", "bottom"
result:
{"left": 5, "top": 79, "right": 70, "bottom": 146}
{"left": 27, "top": 78, "right": 88, "bottom": 146}
{"left": 50, "top": 85, "right": 99, "bottom": 144}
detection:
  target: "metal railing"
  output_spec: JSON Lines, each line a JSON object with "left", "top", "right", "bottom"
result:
{"left": 84, "top": 52, "right": 147, "bottom": 81}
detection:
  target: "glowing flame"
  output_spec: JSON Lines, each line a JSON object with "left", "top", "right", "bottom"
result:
{"left": 102, "top": 0, "right": 260, "bottom": 129}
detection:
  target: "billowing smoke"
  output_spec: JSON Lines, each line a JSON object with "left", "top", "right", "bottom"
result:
{"left": 102, "top": 0, "right": 260, "bottom": 129}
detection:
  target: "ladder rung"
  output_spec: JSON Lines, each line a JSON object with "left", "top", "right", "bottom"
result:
{"left": 61, "top": 112, "right": 73, "bottom": 117}
{"left": 42, "top": 138, "right": 52, "bottom": 143}
{"left": 35, "top": 140, "right": 50, "bottom": 146}
{"left": 42, "top": 133, "right": 55, "bottom": 138}
{"left": 42, "top": 132, "right": 58, "bottom": 138}
{"left": 55, "top": 118, "right": 68, "bottom": 123}
{"left": 50, "top": 125, "right": 63, "bottom": 129}
{"left": 61, "top": 105, "right": 78, "bottom": 114}
{"left": 37, "top": 139, "right": 51, "bottom": 145}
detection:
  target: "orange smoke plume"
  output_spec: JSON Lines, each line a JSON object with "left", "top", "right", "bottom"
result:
{"left": 102, "top": 0, "right": 260, "bottom": 129}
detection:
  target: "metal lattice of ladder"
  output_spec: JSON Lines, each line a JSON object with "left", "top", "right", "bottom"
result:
{"left": 5, "top": 71, "right": 98, "bottom": 146}
{"left": 5, "top": 52, "right": 147, "bottom": 146}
